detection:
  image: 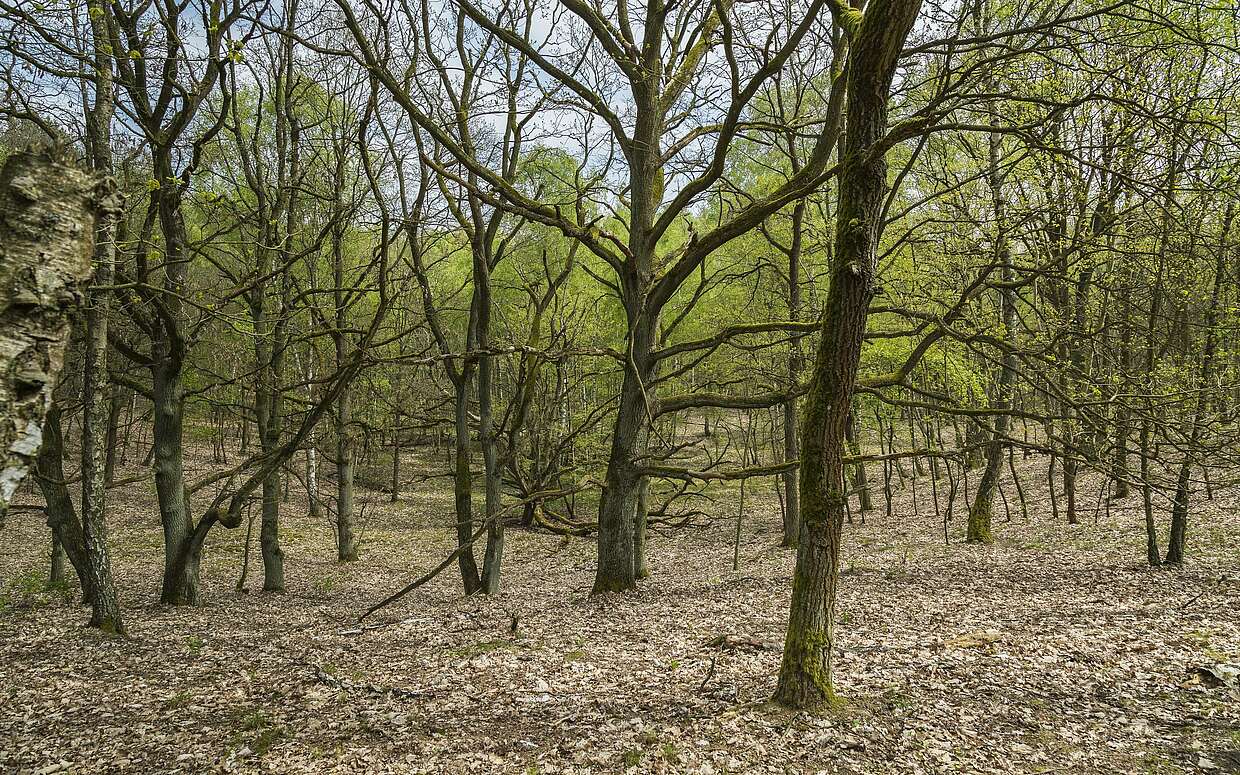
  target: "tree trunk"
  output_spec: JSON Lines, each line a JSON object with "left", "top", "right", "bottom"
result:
{"left": 1139, "top": 421, "right": 1160, "bottom": 565}
{"left": 260, "top": 379, "right": 285, "bottom": 590}
{"left": 332, "top": 230, "right": 358, "bottom": 562}
{"left": 35, "top": 404, "right": 93, "bottom": 600}
{"left": 0, "top": 150, "right": 98, "bottom": 515}
{"left": 147, "top": 146, "right": 201, "bottom": 606}
{"left": 1062, "top": 458, "right": 1078, "bottom": 525}
{"left": 103, "top": 385, "right": 124, "bottom": 484}
{"left": 591, "top": 317, "right": 654, "bottom": 595}
{"left": 49, "top": 533, "right": 67, "bottom": 588}
{"left": 846, "top": 414, "right": 872, "bottom": 515}
{"left": 153, "top": 361, "right": 195, "bottom": 605}
{"left": 252, "top": 253, "right": 287, "bottom": 591}
{"left": 335, "top": 382, "right": 356, "bottom": 561}
{"left": 782, "top": 402, "right": 801, "bottom": 547}
{"left": 80, "top": 176, "right": 125, "bottom": 632}
{"left": 77, "top": 0, "right": 125, "bottom": 632}
{"left": 1164, "top": 202, "right": 1231, "bottom": 564}
{"left": 1165, "top": 461, "right": 1189, "bottom": 565}
{"left": 774, "top": 1, "right": 922, "bottom": 709}
{"left": 304, "top": 352, "right": 323, "bottom": 520}
{"left": 968, "top": 130, "right": 1015, "bottom": 544}
{"left": 633, "top": 470, "right": 651, "bottom": 579}
{"left": 390, "top": 407, "right": 401, "bottom": 502}
{"left": 453, "top": 383, "right": 482, "bottom": 593}
{"left": 782, "top": 200, "right": 805, "bottom": 547}
{"left": 477, "top": 250, "right": 504, "bottom": 595}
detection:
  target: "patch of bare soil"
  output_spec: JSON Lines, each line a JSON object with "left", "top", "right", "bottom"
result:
{"left": 0, "top": 453, "right": 1236, "bottom": 774}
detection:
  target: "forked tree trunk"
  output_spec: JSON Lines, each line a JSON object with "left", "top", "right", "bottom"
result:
{"left": 147, "top": 148, "right": 204, "bottom": 606}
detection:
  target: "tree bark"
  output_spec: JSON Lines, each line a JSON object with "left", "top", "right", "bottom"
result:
{"left": 153, "top": 357, "right": 196, "bottom": 604}
{"left": 80, "top": 184, "right": 125, "bottom": 632}
{"left": 782, "top": 200, "right": 806, "bottom": 546}
{"left": 0, "top": 150, "right": 98, "bottom": 516}
{"left": 453, "top": 383, "right": 482, "bottom": 593}
{"left": 78, "top": 0, "right": 125, "bottom": 632}
{"left": 774, "top": 0, "right": 923, "bottom": 709}
{"left": 35, "top": 404, "right": 93, "bottom": 600}
{"left": 333, "top": 228, "right": 358, "bottom": 562}
{"left": 592, "top": 317, "right": 655, "bottom": 594}
{"left": 477, "top": 247, "right": 504, "bottom": 595}
{"left": 634, "top": 461, "right": 652, "bottom": 580}
{"left": 968, "top": 131, "right": 1015, "bottom": 544}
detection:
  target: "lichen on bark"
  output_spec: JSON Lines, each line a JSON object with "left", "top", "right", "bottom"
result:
{"left": 0, "top": 149, "right": 102, "bottom": 516}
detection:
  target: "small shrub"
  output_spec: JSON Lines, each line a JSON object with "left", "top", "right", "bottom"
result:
{"left": 253, "top": 725, "right": 284, "bottom": 754}
{"left": 660, "top": 742, "right": 680, "bottom": 764}
{"left": 242, "top": 710, "right": 269, "bottom": 731}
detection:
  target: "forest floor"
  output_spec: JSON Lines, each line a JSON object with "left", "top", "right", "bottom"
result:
{"left": 0, "top": 448, "right": 1237, "bottom": 775}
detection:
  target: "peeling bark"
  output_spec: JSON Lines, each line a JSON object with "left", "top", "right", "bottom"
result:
{"left": 0, "top": 150, "right": 100, "bottom": 516}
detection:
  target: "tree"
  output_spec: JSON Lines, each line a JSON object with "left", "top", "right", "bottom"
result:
{"left": 78, "top": 0, "right": 125, "bottom": 630}
{"left": 774, "top": 0, "right": 924, "bottom": 709}
{"left": 336, "top": 0, "right": 850, "bottom": 594}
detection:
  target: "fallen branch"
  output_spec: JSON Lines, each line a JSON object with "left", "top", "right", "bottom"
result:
{"left": 361, "top": 486, "right": 578, "bottom": 620}
{"left": 1179, "top": 575, "right": 1230, "bottom": 611}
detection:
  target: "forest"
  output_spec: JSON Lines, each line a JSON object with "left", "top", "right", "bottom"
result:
{"left": 0, "top": 0, "right": 1237, "bottom": 771}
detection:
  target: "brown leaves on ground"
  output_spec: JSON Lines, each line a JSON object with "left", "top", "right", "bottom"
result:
{"left": 0, "top": 455, "right": 1237, "bottom": 774}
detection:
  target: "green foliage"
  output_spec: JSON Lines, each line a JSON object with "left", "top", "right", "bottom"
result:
{"left": 164, "top": 690, "right": 193, "bottom": 710}
{"left": 0, "top": 568, "right": 70, "bottom": 614}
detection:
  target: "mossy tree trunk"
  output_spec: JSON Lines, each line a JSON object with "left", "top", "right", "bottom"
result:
{"left": 633, "top": 472, "right": 651, "bottom": 579}
{"left": 331, "top": 221, "right": 359, "bottom": 563}
{"left": 1165, "top": 201, "right": 1232, "bottom": 564}
{"left": 968, "top": 132, "right": 1015, "bottom": 545}
{"left": 35, "top": 404, "right": 93, "bottom": 601}
{"left": 774, "top": 0, "right": 923, "bottom": 709}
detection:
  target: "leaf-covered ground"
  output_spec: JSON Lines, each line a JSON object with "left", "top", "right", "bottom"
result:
{"left": 0, "top": 453, "right": 1237, "bottom": 774}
